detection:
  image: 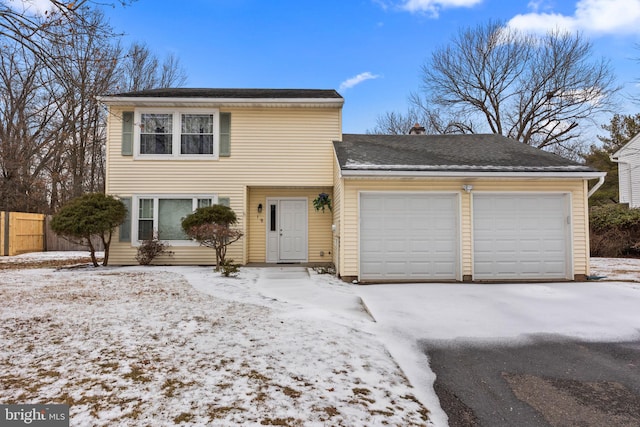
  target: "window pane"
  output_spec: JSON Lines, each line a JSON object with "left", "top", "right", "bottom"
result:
{"left": 181, "top": 114, "right": 214, "bottom": 155}
{"left": 140, "top": 114, "right": 172, "bottom": 155}
{"left": 138, "top": 220, "right": 154, "bottom": 241}
{"left": 158, "top": 199, "right": 192, "bottom": 240}
{"left": 139, "top": 199, "right": 154, "bottom": 219}
{"left": 198, "top": 198, "right": 212, "bottom": 208}
{"left": 270, "top": 204, "right": 277, "bottom": 232}
{"left": 141, "top": 113, "right": 172, "bottom": 133}
{"left": 181, "top": 135, "right": 213, "bottom": 154}
{"left": 182, "top": 114, "right": 213, "bottom": 133}
{"left": 138, "top": 199, "right": 154, "bottom": 241}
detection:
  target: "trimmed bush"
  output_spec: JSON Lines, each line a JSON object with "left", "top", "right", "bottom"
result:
{"left": 50, "top": 193, "right": 126, "bottom": 266}
{"left": 181, "top": 204, "right": 243, "bottom": 269}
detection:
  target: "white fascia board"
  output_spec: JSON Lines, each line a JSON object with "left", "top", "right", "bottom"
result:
{"left": 96, "top": 96, "right": 344, "bottom": 108}
{"left": 340, "top": 170, "right": 607, "bottom": 179}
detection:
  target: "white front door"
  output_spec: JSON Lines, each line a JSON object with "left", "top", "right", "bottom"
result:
{"left": 266, "top": 198, "right": 308, "bottom": 263}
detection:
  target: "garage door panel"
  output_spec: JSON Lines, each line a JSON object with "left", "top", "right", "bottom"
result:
{"left": 360, "top": 193, "right": 458, "bottom": 280}
{"left": 473, "top": 194, "right": 568, "bottom": 280}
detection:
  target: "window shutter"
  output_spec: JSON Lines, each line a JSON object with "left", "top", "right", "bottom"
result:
{"left": 119, "top": 197, "right": 132, "bottom": 242}
{"left": 122, "top": 111, "right": 134, "bottom": 156}
{"left": 218, "top": 197, "right": 230, "bottom": 207}
{"left": 219, "top": 112, "right": 231, "bottom": 157}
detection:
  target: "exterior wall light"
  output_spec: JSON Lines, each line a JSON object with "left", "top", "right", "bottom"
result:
{"left": 462, "top": 184, "right": 473, "bottom": 193}
{"left": 257, "top": 203, "right": 263, "bottom": 213}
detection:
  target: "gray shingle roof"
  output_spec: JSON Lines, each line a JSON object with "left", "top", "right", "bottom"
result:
{"left": 107, "top": 88, "right": 342, "bottom": 99}
{"left": 334, "top": 134, "right": 597, "bottom": 173}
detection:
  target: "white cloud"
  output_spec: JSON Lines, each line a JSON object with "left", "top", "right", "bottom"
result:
{"left": 6, "top": 0, "right": 55, "bottom": 15}
{"left": 400, "top": 0, "right": 483, "bottom": 17}
{"left": 339, "top": 72, "right": 381, "bottom": 91}
{"left": 508, "top": 0, "right": 640, "bottom": 35}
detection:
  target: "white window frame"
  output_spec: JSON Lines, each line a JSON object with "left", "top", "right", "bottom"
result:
{"left": 133, "top": 108, "right": 220, "bottom": 160}
{"left": 133, "top": 194, "right": 219, "bottom": 245}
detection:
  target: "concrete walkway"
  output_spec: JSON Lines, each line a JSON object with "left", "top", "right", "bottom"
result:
{"left": 255, "top": 266, "right": 373, "bottom": 323}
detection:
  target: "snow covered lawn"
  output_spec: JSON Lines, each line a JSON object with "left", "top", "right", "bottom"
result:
{"left": 0, "top": 263, "right": 429, "bottom": 426}
{"left": 2, "top": 253, "right": 639, "bottom": 427}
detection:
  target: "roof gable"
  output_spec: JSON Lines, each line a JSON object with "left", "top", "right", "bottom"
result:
{"left": 612, "top": 132, "right": 640, "bottom": 158}
{"left": 334, "top": 134, "right": 598, "bottom": 175}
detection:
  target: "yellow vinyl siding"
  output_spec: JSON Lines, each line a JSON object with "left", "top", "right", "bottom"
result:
{"left": 106, "top": 105, "right": 341, "bottom": 265}
{"left": 107, "top": 107, "right": 340, "bottom": 194}
{"left": 339, "top": 177, "right": 589, "bottom": 280}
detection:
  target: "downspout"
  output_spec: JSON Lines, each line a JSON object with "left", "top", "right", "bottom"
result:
{"left": 610, "top": 153, "right": 629, "bottom": 205}
{"left": 587, "top": 175, "right": 605, "bottom": 198}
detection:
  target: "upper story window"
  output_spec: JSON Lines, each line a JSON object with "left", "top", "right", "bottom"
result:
{"left": 134, "top": 109, "right": 219, "bottom": 159}
{"left": 140, "top": 113, "right": 173, "bottom": 155}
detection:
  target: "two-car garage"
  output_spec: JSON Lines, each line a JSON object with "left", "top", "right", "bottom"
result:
{"left": 359, "top": 192, "right": 571, "bottom": 282}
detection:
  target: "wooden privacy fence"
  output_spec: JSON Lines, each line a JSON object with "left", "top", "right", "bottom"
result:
{"left": 1, "top": 211, "right": 45, "bottom": 256}
{"left": 0, "top": 212, "right": 105, "bottom": 256}
{"left": 44, "top": 215, "right": 104, "bottom": 252}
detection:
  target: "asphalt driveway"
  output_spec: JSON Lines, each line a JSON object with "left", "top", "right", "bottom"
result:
{"left": 355, "top": 276, "right": 640, "bottom": 426}
{"left": 424, "top": 338, "right": 640, "bottom": 427}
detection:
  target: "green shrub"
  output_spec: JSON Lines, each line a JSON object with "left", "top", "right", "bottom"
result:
{"left": 50, "top": 193, "right": 126, "bottom": 266}
{"left": 219, "top": 259, "right": 240, "bottom": 277}
{"left": 589, "top": 204, "right": 640, "bottom": 257}
{"left": 181, "top": 204, "right": 243, "bottom": 269}
{"left": 590, "top": 204, "right": 640, "bottom": 231}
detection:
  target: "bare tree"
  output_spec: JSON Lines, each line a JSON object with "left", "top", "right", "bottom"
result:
{"left": 0, "top": 1, "right": 131, "bottom": 78}
{"left": 0, "top": 43, "right": 62, "bottom": 212}
{"left": 370, "top": 102, "right": 475, "bottom": 135}
{"left": 424, "top": 22, "right": 618, "bottom": 152}
{"left": 377, "top": 21, "right": 618, "bottom": 155}
{"left": 0, "top": 1, "right": 188, "bottom": 213}
{"left": 44, "top": 8, "right": 121, "bottom": 205}
{"left": 118, "top": 42, "right": 187, "bottom": 92}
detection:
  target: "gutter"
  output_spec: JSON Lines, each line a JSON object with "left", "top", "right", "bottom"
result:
{"left": 96, "top": 96, "right": 344, "bottom": 108}
{"left": 340, "top": 170, "right": 607, "bottom": 180}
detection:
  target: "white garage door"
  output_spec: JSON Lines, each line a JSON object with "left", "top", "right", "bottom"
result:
{"left": 360, "top": 193, "right": 458, "bottom": 281}
{"left": 473, "top": 194, "right": 569, "bottom": 280}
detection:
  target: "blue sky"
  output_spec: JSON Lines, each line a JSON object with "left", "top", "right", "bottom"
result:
{"left": 98, "top": 0, "right": 640, "bottom": 135}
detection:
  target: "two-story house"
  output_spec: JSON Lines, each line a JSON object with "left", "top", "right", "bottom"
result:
{"left": 99, "top": 88, "right": 605, "bottom": 282}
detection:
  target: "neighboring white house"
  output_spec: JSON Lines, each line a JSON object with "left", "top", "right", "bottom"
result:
{"left": 612, "top": 133, "right": 640, "bottom": 208}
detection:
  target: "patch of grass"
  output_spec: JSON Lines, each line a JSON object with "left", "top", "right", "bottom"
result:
{"left": 207, "top": 405, "right": 246, "bottom": 419}
{"left": 260, "top": 417, "right": 301, "bottom": 426}
{"left": 280, "top": 385, "right": 302, "bottom": 399}
{"left": 370, "top": 408, "right": 394, "bottom": 417}
{"left": 320, "top": 406, "right": 339, "bottom": 417}
{"left": 173, "top": 412, "right": 194, "bottom": 423}
{"left": 247, "top": 370, "right": 270, "bottom": 382}
{"left": 0, "top": 258, "right": 98, "bottom": 270}
{"left": 122, "top": 365, "right": 151, "bottom": 383}
{"left": 161, "top": 378, "right": 194, "bottom": 398}
{"left": 98, "top": 361, "right": 119, "bottom": 373}
{"left": 352, "top": 387, "right": 371, "bottom": 396}
{"left": 252, "top": 391, "right": 269, "bottom": 403}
